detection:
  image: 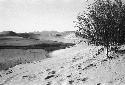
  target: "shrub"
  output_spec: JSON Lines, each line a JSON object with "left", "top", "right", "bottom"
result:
{"left": 75, "top": 0, "right": 125, "bottom": 57}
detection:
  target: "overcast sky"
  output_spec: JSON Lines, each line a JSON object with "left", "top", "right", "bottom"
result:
{"left": 0, "top": 0, "right": 89, "bottom": 32}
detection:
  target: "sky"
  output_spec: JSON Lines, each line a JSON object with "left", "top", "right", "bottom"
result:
{"left": 0, "top": 0, "right": 88, "bottom": 32}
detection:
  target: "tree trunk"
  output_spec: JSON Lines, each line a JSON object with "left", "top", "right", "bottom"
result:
{"left": 106, "top": 45, "right": 109, "bottom": 57}
{"left": 106, "top": 40, "right": 109, "bottom": 58}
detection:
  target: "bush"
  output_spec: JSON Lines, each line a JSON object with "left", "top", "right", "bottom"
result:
{"left": 75, "top": 0, "right": 125, "bottom": 57}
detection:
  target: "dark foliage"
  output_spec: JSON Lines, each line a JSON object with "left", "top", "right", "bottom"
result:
{"left": 75, "top": 0, "right": 125, "bottom": 56}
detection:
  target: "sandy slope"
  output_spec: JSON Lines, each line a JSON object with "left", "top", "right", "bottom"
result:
{"left": 0, "top": 43, "right": 125, "bottom": 85}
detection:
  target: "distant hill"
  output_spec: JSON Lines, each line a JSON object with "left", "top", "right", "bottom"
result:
{"left": 17, "top": 33, "right": 38, "bottom": 39}
{"left": 31, "top": 31, "right": 60, "bottom": 39}
{"left": 0, "top": 31, "right": 18, "bottom": 36}
{"left": 30, "top": 31, "right": 76, "bottom": 40}
{"left": 28, "top": 31, "right": 81, "bottom": 44}
{"left": 0, "top": 30, "right": 81, "bottom": 44}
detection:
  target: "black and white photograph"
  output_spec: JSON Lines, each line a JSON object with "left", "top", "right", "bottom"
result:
{"left": 0, "top": 0, "right": 125, "bottom": 85}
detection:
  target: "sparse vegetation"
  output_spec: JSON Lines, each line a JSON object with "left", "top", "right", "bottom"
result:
{"left": 0, "top": 49, "right": 48, "bottom": 70}
{"left": 75, "top": 0, "right": 125, "bottom": 57}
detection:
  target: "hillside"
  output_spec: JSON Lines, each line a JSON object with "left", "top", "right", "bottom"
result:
{"left": 30, "top": 31, "right": 82, "bottom": 44}
{"left": 0, "top": 31, "right": 18, "bottom": 36}
{"left": 0, "top": 32, "right": 74, "bottom": 50}
{"left": 0, "top": 43, "right": 125, "bottom": 85}
{"left": 0, "top": 31, "right": 81, "bottom": 44}
{"left": 0, "top": 31, "right": 75, "bottom": 72}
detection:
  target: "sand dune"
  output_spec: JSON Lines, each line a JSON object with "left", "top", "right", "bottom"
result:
{"left": 0, "top": 43, "right": 125, "bottom": 85}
